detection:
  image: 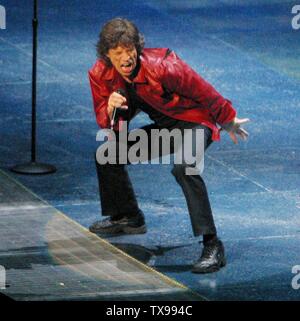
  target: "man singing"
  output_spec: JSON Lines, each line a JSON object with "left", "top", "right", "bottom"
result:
{"left": 88, "top": 18, "right": 249, "bottom": 273}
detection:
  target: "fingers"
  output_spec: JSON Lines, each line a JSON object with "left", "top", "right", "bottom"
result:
{"left": 229, "top": 127, "right": 249, "bottom": 144}
{"left": 236, "top": 118, "right": 250, "bottom": 125}
{"left": 236, "top": 127, "right": 249, "bottom": 140}
{"left": 226, "top": 117, "right": 250, "bottom": 144}
{"left": 108, "top": 91, "right": 127, "bottom": 109}
{"left": 229, "top": 131, "right": 238, "bottom": 144}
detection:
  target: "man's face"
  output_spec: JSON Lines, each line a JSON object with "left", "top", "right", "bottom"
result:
{"left": 106, "top": 45, "right": 138, "bottom": 80}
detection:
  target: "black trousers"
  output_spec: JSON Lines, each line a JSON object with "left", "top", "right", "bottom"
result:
{"left": 95, "top": 123, "right": 217, "bottom": 237}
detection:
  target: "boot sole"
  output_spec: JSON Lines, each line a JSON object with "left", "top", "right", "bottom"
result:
{"left": 89, "top": 224, "right": 147, "bottom": 236}
{"left": 123, "top": 225, "right": 147, "bottom": 234}
{"left": 191, "top": 258, "right": 226, "bottom": 274}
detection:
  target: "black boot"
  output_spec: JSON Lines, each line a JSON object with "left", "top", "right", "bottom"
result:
{"left": 192, "top": 239, "right": 226, "bottom": 273}
{"left": 89, "top": 212, "right": 147, "bottom": 235}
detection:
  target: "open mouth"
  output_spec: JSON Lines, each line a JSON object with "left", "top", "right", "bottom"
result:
{"left": 121, "top": 61, "right": 134, "bottom": 74}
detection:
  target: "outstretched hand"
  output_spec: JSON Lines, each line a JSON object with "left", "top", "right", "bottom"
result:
{"left": 222, "top": 117, "right": 250, "bottom": 144}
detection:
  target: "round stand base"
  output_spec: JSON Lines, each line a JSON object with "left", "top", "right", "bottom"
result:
{"left": 11, "top": 162, "right": 57, "bottom": 175}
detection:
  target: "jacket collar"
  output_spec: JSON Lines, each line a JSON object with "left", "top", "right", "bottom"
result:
{"left": 102, "top": 66, "right": 116, "bottom": 81}
{"left": 131, "top": 60, "right": 147, "bottom": 84}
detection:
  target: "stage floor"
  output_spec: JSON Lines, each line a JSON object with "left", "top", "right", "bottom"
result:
{"left": 0, "top": 0, "right": 299, "bottom": 300}
{"left": 0, "top": 170, "right": 203, "bottom": 300}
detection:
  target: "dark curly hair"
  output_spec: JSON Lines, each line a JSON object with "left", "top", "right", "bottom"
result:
{"left": 96, "top": 18, "right": 145, "bottom": 66}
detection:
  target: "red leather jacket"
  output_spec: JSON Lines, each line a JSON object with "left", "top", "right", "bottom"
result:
{"left": 88, "top": 48, "right": 236, "bottom": 141}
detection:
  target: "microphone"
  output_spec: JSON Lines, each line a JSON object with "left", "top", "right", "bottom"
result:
{"left": 110, "top": 88, "right": 126, "bottom": 129}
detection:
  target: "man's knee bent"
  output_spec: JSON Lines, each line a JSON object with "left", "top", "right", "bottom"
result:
{"left": 171, "top": 164, "right": 202, "bottom": 178}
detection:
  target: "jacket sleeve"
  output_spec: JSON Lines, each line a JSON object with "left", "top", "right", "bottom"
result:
{"left": 159, "top": 51, "right": 236, "bottom": 125}
{"left": 88, "top": 70, "right": 110, "bottom": 129}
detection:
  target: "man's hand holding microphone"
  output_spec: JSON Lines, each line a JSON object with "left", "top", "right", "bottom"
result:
{"left": 108, "top": 89, "right": 128, "bottom": 129}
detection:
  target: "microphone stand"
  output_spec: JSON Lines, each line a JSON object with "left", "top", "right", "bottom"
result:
{"left": 11, "top": 0, "right": 56, "bottom": 175}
